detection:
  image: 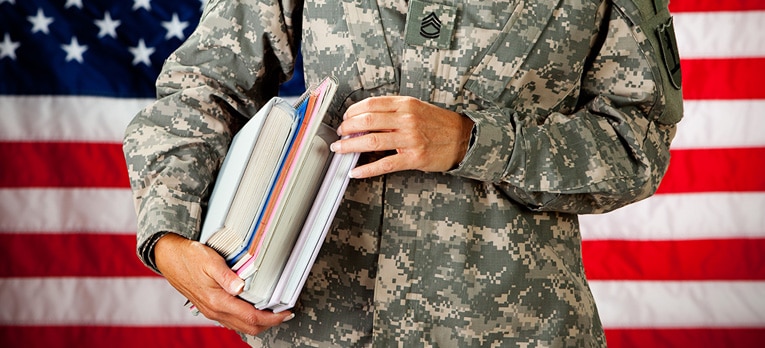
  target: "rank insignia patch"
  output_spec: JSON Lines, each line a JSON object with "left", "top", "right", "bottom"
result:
{"left": 405, "top": 0, "right": 456, "bottom": 49}
{"left": 420, "top": 12, "right": 442, "bottom": 39}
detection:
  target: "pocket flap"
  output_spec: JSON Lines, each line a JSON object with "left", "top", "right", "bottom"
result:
{"left": 464, "top": 0, "right": 561, "bottom": 102}
{"left": 342, "top": 0, "right": 397, "bottom": 90}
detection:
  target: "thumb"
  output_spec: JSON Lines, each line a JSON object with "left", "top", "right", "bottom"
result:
{"left": 222, "top": 272, "right": 245, "bottom": 296}
{"left": 203, "top": 252, "right": 245, "bottom": 296}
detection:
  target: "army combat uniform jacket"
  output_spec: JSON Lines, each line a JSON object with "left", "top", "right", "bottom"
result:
{"left": 124, "top": 0, "right": 682, "bottom": 346}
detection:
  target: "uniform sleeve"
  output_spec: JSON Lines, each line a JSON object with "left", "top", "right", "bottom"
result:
{"left": 122, "top": 0, "right": 301, "bottom": 272}
{"left": 449, "top": 0, "right": 682, "bottom": 214}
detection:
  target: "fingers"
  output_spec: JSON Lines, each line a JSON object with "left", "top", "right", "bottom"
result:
{"left": 343, "top": 95, "right": 404, "bottom": 119}
{"left": 200, "top": 247, "right": 245, "bottom": 296}
{"left": 330, "top": 128, "right": 422, "bottom": 178}
{"left": 331, "top": 96, "right": 473, "bottom": 178}
{"left": 154, "top": 234, "right": 293, "bottom": 336}
{"left": 193, "top": 247, "right": 292, "bottom": 333}
{"left": 337, "top": 112, "right": 406, "bottom": 138}
{"left": 348, "top": 154, "right": 405, "bottom": 178}
{"left": 199, "top": 291, "right": 293, "bottom": 335}
{"left": 331, "top": 130, "right": 411, "bottom": 154}
{"left": 339, "top": 96, "right": 422, "bottom": 135}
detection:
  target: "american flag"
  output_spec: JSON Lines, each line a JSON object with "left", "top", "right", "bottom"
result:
{"left": 0, "top": 0, "right": 762, "bottom": 347}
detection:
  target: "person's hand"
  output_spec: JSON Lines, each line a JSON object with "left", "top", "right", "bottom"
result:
{"left": 330, "top": 96, "right": 474, "bottom": 178}
{"left": 154, "top": 233, "right": 293, "bottom": 335}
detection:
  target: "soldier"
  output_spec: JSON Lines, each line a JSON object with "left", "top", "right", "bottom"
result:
{"left": 123, "top": 0, "right": 683, "bottom": 346}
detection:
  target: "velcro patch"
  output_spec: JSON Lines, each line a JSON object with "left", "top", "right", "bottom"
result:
{"left": 656, "top": 16, "right": 682, "bottom": 89}
{"left": 404, "top": 0, "right": 457, "bottom": 49}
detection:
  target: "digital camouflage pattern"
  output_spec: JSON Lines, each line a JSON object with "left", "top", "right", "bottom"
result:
{"left": 123, "top": 0, "right": 681, "bottom": 346}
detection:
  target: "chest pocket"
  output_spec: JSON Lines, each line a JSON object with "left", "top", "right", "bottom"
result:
{"left": 464, "top": 0, "right": 588, "bottom": 114}
{"left": 342, "top": 0, "right": 397, "bottom": 90}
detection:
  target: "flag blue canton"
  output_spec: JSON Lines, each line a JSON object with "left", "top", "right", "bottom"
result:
{"left": 0, "top": 0, "right": 305, "bottom": 98}
{"left": 0, "top": 0, "right": 205, "bottom": 97}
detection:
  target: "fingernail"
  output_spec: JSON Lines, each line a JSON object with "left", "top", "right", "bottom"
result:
{"left": 330, "top": 142, "right": 340, "bottom": 153}
{"left": 230, "top": 278, "right": 245, "bottom": 294}
{"left": 282, "top": 313, "right": 295, "bottom": 322}
{"left": 336, "top": 125, "right": 343, "bottom": 136}
{"left": 348, "top": 168, "right": 359, "bottom": 179}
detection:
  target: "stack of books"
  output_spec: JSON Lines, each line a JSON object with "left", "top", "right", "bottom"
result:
{"left": 197, "top": 76, "right": 359, "bottom": 312}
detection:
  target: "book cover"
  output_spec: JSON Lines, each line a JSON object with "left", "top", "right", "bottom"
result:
{"left": 194, "top": 76, "right": 357, "bottom": 312}
{"left": 265, "top": 135, "right": 361, "bottom": 312}
{"left": 200, "top": 98, "right": 299, "bottom": 257}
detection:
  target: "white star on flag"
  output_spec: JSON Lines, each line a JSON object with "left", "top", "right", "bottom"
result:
{"left": 64, "top": 0, "right": 83, "bottom": 9}
{"left": 8, "top": 1, "right": 765, "bottom": 347}
{"left": 95, "top": 12, "right": 121, "bottom": 39}
{"left": 0, "top": 33, "right": 20, "bottom": 60}
{"left": 162, "top": 13, "right": 189, "bottom": 40}
{"left": 28, "top": 9, "right": 54, "bottom": 35}
{"left": 61, "top": 37, "right": 88, "bottom": 63}
{"left": 133, "top": 0, "right": 152, "bottom": 11}
{"left": 129, "top": 38, "right": 155, "bottom": 66}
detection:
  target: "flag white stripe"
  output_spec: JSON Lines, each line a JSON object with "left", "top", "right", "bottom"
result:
{"left": 2, "top": 98, "right": 765, "bottom": 150}
{"left": 0, "top": 96, "right": 151, "bottom": 142}
{"left": 590, "top": 280, "right": 765, "bottom": 328}
{"left": 672, "top": 100, "right": 765, "bottom": 150}
{"left": 579, "top": 192, "right": 765, "bottom": 241}
{"left": 674, "top": 11, "right": 765, "bottom": 59}
{"left": 2, "top": 277, "right": 763, "bottom": 328}
{"left": 0, "top": 277, "right": 211, "bottom": 326}
{"left": 0, "top": 188, "right": 136, "bottom": 234}
{"left": 3, "top": 189, "right": 764, "bottom": 241}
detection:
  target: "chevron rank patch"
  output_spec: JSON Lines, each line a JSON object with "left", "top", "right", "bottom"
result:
{"left": 404, "top": 0, "right": 457, "bottom": 49}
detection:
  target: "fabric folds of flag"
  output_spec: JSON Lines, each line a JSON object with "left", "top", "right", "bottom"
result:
{"left": 0, "top": 0, "right": 763, "bottom": 347}
{"left": 579, "top": 0, "right": 765, "bottom": 346}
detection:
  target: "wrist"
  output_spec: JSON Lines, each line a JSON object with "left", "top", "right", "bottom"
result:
{"left": 454, "top": 115, "right": 475, "bottom": 169}
{"left": 153, "top": 232, "right": 187, "bottom": 273}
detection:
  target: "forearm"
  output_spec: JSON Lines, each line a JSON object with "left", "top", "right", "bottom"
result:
{"left": 125, "top": 94, "right": 232, "bottom": 271}
{"left": 124, "top": 0, "right": 300, "bottom": 271}
{"left": 449, "top": 0, "right": 681, "bottom": 214}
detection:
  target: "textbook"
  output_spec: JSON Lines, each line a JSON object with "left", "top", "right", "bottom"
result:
{"left": 197, "top": 76, "right": 360, "bottom": 311}
{"left": 264, "top": 144, "right": 359, "bottom": 312}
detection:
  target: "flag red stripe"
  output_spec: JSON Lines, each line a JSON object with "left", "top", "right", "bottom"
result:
{"left": 0, "top": 326, "right": 249, "bottom": 348}
{"left": 4, "top": 145, "right": 765, "bottom": 194}
{"left": 0, "top": 142, "right": 128, "bottom": 188}
{"left": 605, "top": 328, "right": 765, "bottom": 348}
{"left": 582, "top": 239, "right": 765, "bottom": 280}
{"left": 4, "top": 233, "right": 764, "bottom": 280}
{"left": 669, "top": 0, "right": 765, "bottom": 13}
{"left": 0, "top": 234, "right": 155, "bottom": 278}
{"left": 657, "top": 147, "right": 765, "bottom": 194}
{"left": 1, "top": 326, "right": 763, "bottom": 348}
{"left": 681, "top": 58, "right": 765, "bottom": 100}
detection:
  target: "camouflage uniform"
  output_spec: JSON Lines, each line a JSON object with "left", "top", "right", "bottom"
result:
{"left": 123, "top": 0, "right": 682, "bottom": 346}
